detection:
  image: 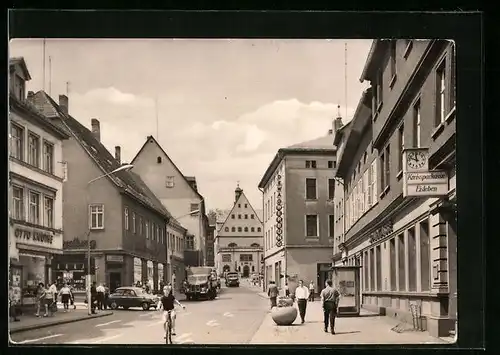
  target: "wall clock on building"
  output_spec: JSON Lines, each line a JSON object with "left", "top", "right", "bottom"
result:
{"left": 406, "top": 150, "right": 428, "bottom": 170}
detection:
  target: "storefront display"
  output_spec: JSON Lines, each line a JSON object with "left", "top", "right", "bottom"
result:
{"left": 147, "top": 260, "right": 154, "bottom": 286}
{"left": 158, "top": 264, "right": 164, "bottom": 288}
{"left": 19, "top": 254, "right": 46, "bottom": 305}
{"left": 133, "top": 257, "right": 142, "bottom": 284}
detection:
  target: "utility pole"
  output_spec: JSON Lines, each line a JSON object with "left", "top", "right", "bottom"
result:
{"left": 48, "top": 56, "right": 52, "bottom": 96}
{"left": 345, "top": 42, "right": 348, "bottom": 119}
{"left": 42, "top": 39, "right": 46, "bottom": 91}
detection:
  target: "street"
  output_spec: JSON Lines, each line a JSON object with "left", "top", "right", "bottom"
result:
{"left": 10, "top": 283, "right": 268, "bottom": 345}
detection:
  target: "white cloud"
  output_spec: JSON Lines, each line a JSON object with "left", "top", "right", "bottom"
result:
{"left": 67, "top": 88, "right": 356, "bottom": 209}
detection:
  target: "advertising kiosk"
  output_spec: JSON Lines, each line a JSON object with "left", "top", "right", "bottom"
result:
{"left": 330, "top": 265, "right": 362, "bottom": 317}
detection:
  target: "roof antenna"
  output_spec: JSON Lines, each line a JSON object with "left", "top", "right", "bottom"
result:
{"left": 344, "top": 42, "right": 348, "bottom": 119}
{"left": 42, "top": 39, "right": 46, "bottom": 91}
{"left": 48, "top": 56, "right": 52, "bottom": 96}
{"left": 155, "top": 95, "right": 159, "bottom": 141}
{"left": 66, "top": 81, "right": 70, "bottom": 96}
{"left": 337, "top": 104, "right": 341, "bottom": 118}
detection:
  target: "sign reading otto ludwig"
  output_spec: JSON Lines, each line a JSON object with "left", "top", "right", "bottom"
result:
{"left": 403, "top": 148, "right": 449, "bottom": 197}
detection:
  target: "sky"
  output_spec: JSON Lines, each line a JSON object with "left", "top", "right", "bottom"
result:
{"left": 9, "top": 39, "right": 372, "bottom": 211}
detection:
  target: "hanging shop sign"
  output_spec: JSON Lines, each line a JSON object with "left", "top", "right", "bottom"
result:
{"left": 63, "top": 237, "right": 97, "bottom": 250}
{"left": 15, "top": 227, "right": 54, "bottom": 245}
{"left": 275, "top": 174, "right": 284, "bottom": 247}
{"left": 106, "top": 255, "right": 124, "bottom": 263}
{"left": 402, "top": 148, "right": 449, "bottom": 197}
{"left": 369, "top": 220, "right": 394, "bottom": 243}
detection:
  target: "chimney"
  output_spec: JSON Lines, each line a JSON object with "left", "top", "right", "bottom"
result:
{"left": 333, "top": 116, "right": 344, "bottom": 133}
{"left": 59, "top": 94, "right": 68, "bottom": 114}
{"left": 235, "top": 184, "right": 243, "bottom": 203}
{"left": 115, "top": 146, "right": 121, "bottom": 164}
{"left": 27, "top": 91, "right": 35, "bottom": 101}
{"left": 91, "top": 118, "right": 100, "bottom": 142}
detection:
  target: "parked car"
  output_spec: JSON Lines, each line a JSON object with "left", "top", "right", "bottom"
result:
{"left": 225, "top": 272, "right": 240, "bottom": 287}
{"left": 108, "top": 287, "right": 159, "bottom": 311}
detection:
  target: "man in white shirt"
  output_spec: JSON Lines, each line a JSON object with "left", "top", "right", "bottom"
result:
{"left": 295, "top": 280, "right": 310, "bottom": 324}
{"left": 96, "top": 284, "right": 106, "bottom": 310}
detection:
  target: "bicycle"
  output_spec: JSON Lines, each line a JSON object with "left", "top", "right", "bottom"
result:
{"left": 165, "top": 309, "right": 173, "bottom": 344}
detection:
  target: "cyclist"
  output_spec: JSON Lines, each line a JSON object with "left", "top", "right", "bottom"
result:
{"left": 157, "top": 284, "right": 185, "bottom": 337}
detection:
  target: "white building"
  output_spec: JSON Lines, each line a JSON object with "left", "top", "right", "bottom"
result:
{"left": 8, "top": 57, "right": 70, "bottom": 305}
{"left": 215, "top": 185, "right": 264, "bottom": 277}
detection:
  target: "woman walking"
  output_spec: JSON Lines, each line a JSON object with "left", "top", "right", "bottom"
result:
{"left": 58, "top": 283, "right": 72, "bottom": 312}
{"left": 35, "top": 283, "right": 48, "bottom": 317}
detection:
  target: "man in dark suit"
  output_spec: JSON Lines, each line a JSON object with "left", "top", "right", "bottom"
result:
{"left": 320, "top": 279, "right": 340, "bottom": 334}
{"left": 267, "top": 281, "right": 278, "bottom": 309}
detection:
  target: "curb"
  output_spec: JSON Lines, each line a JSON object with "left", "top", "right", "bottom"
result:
{"left": 9, "top": 311, "right": 114, "bottom": 334}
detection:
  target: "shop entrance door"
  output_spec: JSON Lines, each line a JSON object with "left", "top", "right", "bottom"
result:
{"left": 109, "top": 272, "right": 121, "bottom": 293}
{"left": 243, "top": 265, "right": 250, "bottom": 278}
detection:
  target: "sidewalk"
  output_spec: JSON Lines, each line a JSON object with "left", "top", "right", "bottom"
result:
{"left": 9, "top": 305, "right": 113, "bottom": 334}
{"left": 249, "top": 300, "right": 447, "bottom": 344}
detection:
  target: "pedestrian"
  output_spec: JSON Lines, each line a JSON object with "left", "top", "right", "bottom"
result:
{"left": 320, "top": 279, "right": 340, "bottom": 334}
{"left": 35, "top": 283, "right": 47, "bottom": 317}
{"left": 58, "top": 283, "right": 72, "bottom": 312}
{"left": 104, "top": 284, "right": 110, "bottom": 309}
{"left": 96, "top": 283, "right": 105, "bottom": 310}
{"left": 295, "top": 280, "right": 310, "bottom": 324}
{"left": 44, "top": 283, "right": 56, "bottom": 317}
{"left": 9, "top": 286, "right": 20, "bottom": 322}
{"left": 284, "top": 282, "right": 290, "bottom": 297}
{"left": 48, "top": 281, "right": 58, "bottom": 313}
{"left": 69, "top": 285, "right": 76, "bottom": 310}
{"left": 90, "top": 282, "right": 97, "bottom": 314}
{"left": 308, "top": 281, "right": 315, "bottom": 302}
{"left": 267, "top": 281, "right": 278, "bottom": 309}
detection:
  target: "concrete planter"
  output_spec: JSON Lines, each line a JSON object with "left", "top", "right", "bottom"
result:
{"left": 271, "top": 305, "right": 297, "bottom": 325}
{"left": 277, "top": 296, "right": 294, "bottom": 307}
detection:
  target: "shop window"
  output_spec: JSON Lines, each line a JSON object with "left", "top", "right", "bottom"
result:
{"left": 363, "top": 251, "right": 369, "bottom": 291}
{"left": 376, "top": 245, "right": 382, "bottom": 291}
{"left": 408, "top": 227, "right": 417, "bottom": 291}
{"left": 420, "top": 220, "right": 431, "bottom": 291}
{"left": 398, "top": 233, "right": 406, "bottom": 291}
{"left": 369, "top": 248, "right": 375, "bottom": 291}
{"left": 389, "top": 238, "right": 397, "bottom": 291}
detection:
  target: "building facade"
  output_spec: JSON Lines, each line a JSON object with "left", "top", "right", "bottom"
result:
{"left": 166, "top": 218, "right": 187, "bottom": 291}
{"left": 334, "top": 39, "right": 456, "bottom": 338}
{"left": 258, "top": 133, "right": 337, "bottom": 295}
{"left": 215, "top": 186, "right": 264, "bottom": 277}
{"left": 130, "top": 136, "right": 208, "bottom": 266}
{"left": 206, "top": 219, "right": 216, "bottom": 267}
{"left": 31, "top": 92, "right": 170, "bottom": 293}
{"left": 8, "top": 57, "right": 70, "bottom": 306}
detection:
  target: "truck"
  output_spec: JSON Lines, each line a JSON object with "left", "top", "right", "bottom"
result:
{"left": 184, "top": 267, "right": 218, "bottom": 300}
{"left": 225, "top": 272, "right": 240, "bottom": 287}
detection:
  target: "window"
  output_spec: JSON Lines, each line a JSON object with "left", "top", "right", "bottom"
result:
{"left": 10, "top": 123, "right": 24, "bottom": 160}
{"left": 305, "top": 160, "right": 317, "bottom": 169}
{"left": 124, "top": 207, "right": 129, "bottom": 230}
{"left": 408, "top": 227, "right": 417, "bottom": 291}
{"left": 251, "top": 227, "right": 255, "bottom": 232}
{"left": 376, "top": 245, "right": 382, "bottom": 290}
{"left": 132, "top": 212, "right": 136, "bottom": 233}
{"left": 398, "top": 124, "right": 404, "bottom": 172}
{"left": 450, "top": 44, "right": 456, "bottom": 109}
{"left": 222, "top": 254, "right": 231, "bottom": 262}
{"left": 244, "top": 214, "right": 248, "bottom": 219}
{"left": 257, "top": 227, "right": 261, "bottom": 232}
{"left": 328, "top": 179, "right": 335, "bottom": 200}
{"left": 190, "top": 203, "right": 199, "bottom": 213}
{"left": 89, "top": 204, "right": 104, "bottom": 229}
{"left": 238, "top": 204, "right": 241, "bottom": 208}
{"left": 420, "top": 220, "right": 431, "bottom": 291}
{"left": 166, "top": 176, "right": 174, "bottom": 188}
{"left": 374, "top": 69, "right": 383, "bottom": 113}
{"left": 156, "top": 225, "right": 160, "bottom": 243}
{"left": 231, "top": 214, "right": 235, "bottom": 219}
{"left": 41, "top": 141, "right": 54, "bottom": 174}
{"left": 240, "top": 254, "right": 253, "bottom": 262}
{"left": 238, "top": 227, "right": 242, "bottom": 232}
{"left": 390, "top": 40, "right": 397, "bottom": 84}
{"left": 44, "top": 196, "right": 54, "bottom": 228}
{"left": 436, "top": 59, "right": 447, "bottom": 126}
{"left": 369, "top": 248, "right": 375, "bottom": 290}
{"left": 251, "top": 214, "right": 254, "bottom": 219}
{"left": 244, "top": 227, "right": 248, "bottom": 232}
{"left": 305, "top": 215, "right": 318, "bottom": 237}
{"left": 371, "top": 160, "right": 378, "bottom": 205}
{"left": 157, "top": 156, "right": 162, "bottom": 163}
{"left": 381, "top": 145, "right": 390, "bottom": 191}
{"left": 328, "top": 215, "right": 334, "bottom": 237}
{"left": 12, "top": 186, "right": 24, "bottom": 220}
{"left": 231, "top": 227, "right": 235, "bottom": 232}
{"left": 363, "top": 251, "right": 369, "bottom": 291}
{"left": 186, "top": 235, "right": 194, "bottom": 250}
{"left": 238, "top": 214, "right": 241, "bottom": 219}
{"left": 398, "top": 233, "right": 406, "bottom": 291}
{"left": 27, "top": 191, "right": 40, "bottom": 224}
{"left": 244, "top": 204, "right": 248, "bottom": 208}
{"left": 413, "top": 99, "right": 421, "bottom": 147}
{"left": 328, "top": 161, "right": 333, "bottom": 169}
{"left": 390, "top": 238, "right": 397, "bottom": 291}
{"left": 139, "top": 217, "right": 143, "bottom": 235}
{"left": 28, "top": 133, "right": 40, "bottom": 167}
{"left": 145, "top": 221, "right": 149, "bottom": 239}
{"left": 305, "top": 178, "right": 317, "bottom": 200}
{"left": 224, "top": 227, "right": 229, "bottom": 232}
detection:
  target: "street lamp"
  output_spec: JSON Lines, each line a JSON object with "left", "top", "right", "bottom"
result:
{"left": 86, "top": 164, "right": 133, "bottom": 315}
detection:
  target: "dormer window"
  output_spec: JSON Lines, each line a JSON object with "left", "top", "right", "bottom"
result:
{"left": 157, "top": 156, "right": 162, "bottom": 164}
{"left": 16, "top": 75, "right": 25, "bottom": 101}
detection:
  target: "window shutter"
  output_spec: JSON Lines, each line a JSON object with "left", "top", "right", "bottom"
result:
{"left": 372, "top": 161, "right": 378, "bottom": 203}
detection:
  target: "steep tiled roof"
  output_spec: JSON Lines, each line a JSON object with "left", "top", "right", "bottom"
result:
{"left": 32, "top": 91, "right": 170, "bottom": 219}
{"left": 9, "top": 57, "right": 32, "bottom": 80}
{"left": 286, "top": 134, "right": 334, "bottom": 150}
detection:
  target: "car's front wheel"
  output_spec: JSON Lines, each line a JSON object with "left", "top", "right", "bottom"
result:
{"left": 110, "top": 301, "right": 118, "bottom": 310}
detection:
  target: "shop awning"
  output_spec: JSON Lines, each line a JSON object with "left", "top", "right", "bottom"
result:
{"left": 17, "top": 243, "right": 63, "bottom": 255}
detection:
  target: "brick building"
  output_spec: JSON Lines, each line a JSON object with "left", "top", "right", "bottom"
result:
{"left": 333, "top": 39, "right": 456, "bottom": 337}
{"left": 31, "top": 91, "right": 170, "bottom": 293}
